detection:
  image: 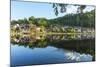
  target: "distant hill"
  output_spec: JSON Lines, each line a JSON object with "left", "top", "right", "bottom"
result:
{"left": 48, "top": 10, "right": 95, "bottom": 28}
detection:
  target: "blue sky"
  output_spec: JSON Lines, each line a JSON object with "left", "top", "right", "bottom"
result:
{"left": 11, "top": 1, "right": 95, "bottom": 20}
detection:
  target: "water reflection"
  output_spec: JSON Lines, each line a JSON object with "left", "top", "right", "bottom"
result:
{"left": 11, "top": 33, "right": 94, "bottom": 43}
{"left": 11, "top": 33, "right": 95, "bottom": 66}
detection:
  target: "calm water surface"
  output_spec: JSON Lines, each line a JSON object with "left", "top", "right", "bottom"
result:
{"left": 11, "top": 34, "right": 95, "bottom": 66}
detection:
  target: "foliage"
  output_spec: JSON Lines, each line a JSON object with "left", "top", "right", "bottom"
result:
{"left": 11, "top": 10, "right": 95, "bottom": 29}
{"left": 52, "top": 4, "right": 86, "bottom": 16}
{"left": 38, "top": 18, "right": 48, "bottom": 27}
{"left": 48, "top": 10, "right": 95, "bottom": 28}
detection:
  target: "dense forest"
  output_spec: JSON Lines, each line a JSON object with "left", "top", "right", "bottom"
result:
{"left": 48, "top": 10, "right": 95, "bottom": 28}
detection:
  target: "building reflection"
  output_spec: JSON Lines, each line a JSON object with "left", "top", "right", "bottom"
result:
{"left": 11, "top": 33, "right": 95, "bottom": 61}
{"left": 11, "top": 33, "right": 94, "bottom": 43}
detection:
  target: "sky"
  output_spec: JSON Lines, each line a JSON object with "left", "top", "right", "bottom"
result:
{"left": 11, "top": 1, "right": 95, "bottom": 20}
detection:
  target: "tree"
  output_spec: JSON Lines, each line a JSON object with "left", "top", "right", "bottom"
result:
{"left": 11, "top": 20, "right": 18, "bottom": 25}
{"left": 52, "top": 3, "right": 86, "bottom": 16}
{"left": 78, "top": 5, "right": 86, "bottom": 14}
{"left": 17, "top": 19, "right": 24, "bottom": 24}
{"left": 53, "top": 3, "right": 68, "bottom": 16}
{"left": 23, "top": 18, "right": 28, "bottom": 24}
{"left": 28, "top": 16, "right": 36, "bottom": 24}
{"left": 38, "top": 18, "right": 48, "bottom": 27}
{"left": 76, "top": 5, "right": 86, "bottom": 28}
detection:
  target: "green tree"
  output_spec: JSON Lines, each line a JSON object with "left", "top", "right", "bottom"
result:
{"left": 17, "top": 19, "right": 24, "bottom": 24}
{"left": 23, "top": 18, "right": 28, "bottom": 24}
{"left": 11, "top": 20, "right": 18, "bottom": 25}
{"left": 28, "top": 16, "right": 36, "bottom": 24}
{"left": 38, "top": 18, "right": 48, "bottom": 27}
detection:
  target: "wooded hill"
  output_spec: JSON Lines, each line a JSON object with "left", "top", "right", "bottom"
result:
{"left": 11, "top": 10, "right": 95, "bottom": 28}
{"left": 48, "top": 10, "right": 95, "bottom": 28}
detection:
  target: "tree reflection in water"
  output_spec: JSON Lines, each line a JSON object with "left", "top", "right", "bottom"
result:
{"left": 11, "top": 33, "right": 95, "bottom": 61}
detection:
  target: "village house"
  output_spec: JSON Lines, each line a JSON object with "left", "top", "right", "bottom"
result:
{"left": 11, "top": 24, "right": 43, "bottom": 34}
